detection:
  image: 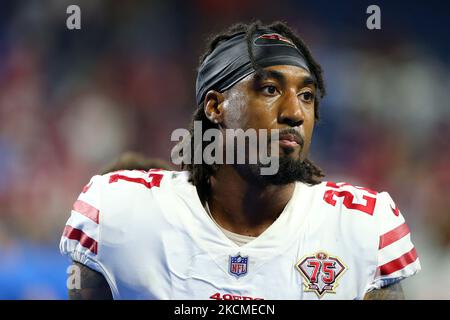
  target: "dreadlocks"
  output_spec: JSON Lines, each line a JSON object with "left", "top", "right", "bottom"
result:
{"left": 182, "top": 20, "right": 326, "bottom": 203}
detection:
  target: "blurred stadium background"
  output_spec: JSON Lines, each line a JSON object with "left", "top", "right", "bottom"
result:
{"left": 0, "top": 0, "right": 449, "bottom": 299}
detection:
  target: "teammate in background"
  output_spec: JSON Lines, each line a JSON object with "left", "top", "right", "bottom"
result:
{"left": 60, "top": 21, "right": 420, "bottom": 300}
{"left": 99, "top": 151, "right": 174, "bottom": 174}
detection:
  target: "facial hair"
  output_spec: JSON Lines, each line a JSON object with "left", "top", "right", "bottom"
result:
{"left": 233, "top": 153, "right": 313, "bottom": 186}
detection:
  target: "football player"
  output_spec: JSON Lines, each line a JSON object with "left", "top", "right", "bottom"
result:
{"left": 60, "top": 21, "right": 420, "bottom": 300}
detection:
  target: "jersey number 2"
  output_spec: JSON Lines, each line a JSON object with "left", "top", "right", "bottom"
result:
{"left": 323, "top": 182, "right": 377, "bottom": 216}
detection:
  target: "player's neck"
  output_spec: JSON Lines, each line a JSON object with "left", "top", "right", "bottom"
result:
{"left": 207, "top": 165, "right": 295, "bottom": 237}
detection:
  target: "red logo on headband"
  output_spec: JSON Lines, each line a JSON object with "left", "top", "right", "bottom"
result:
{"left": 255, "top": 33, "right": 295, "bottom": 47}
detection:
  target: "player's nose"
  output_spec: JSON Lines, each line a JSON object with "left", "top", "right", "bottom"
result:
{"left": 277, "top": 89, "right": 304, "bottom": 127}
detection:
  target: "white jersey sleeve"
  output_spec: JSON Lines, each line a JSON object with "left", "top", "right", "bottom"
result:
{"left": 59, "top": 175, "right": 105, "bottom": 274}
{"left": 366, "top": 191, "right": 421, "bottom": 292}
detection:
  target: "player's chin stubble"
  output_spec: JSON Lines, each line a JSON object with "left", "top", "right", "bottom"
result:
{"left": 233, "top": 154, "right": 311, "bottom": 186}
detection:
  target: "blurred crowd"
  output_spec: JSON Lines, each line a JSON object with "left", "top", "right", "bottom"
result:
{"left": 0, "top": 0, "right": 449, "bottom": 299}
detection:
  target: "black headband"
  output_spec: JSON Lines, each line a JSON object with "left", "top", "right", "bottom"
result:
{"left": 195, "top": 30, "right": 312, "bottom": 106}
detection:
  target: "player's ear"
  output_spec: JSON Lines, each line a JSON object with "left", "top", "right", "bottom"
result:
{"left": 204, "top": 90, "right": 224, "bottom": 125}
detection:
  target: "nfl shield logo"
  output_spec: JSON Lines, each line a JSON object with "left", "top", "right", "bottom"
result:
{"left": 229, "top": 254, "right": 248, "bottom": 277}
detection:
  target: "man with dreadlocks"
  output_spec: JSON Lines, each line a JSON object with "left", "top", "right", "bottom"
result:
{"left": 60, "top": 21, "right": 420, "bottom": 300}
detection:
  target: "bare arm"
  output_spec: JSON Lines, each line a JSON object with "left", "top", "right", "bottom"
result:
{"left": 68, "top": 262, "right": 113, "bottom": 300}
{"left": 363, "top": 282, "right": 405, "bottom": 300}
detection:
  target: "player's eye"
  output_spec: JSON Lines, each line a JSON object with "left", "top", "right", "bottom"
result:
{"left": 299, "top": 91, "right": 315, "bottom": 103}
{"left": 261, "top": 85, "right": 278, "bottom": 95}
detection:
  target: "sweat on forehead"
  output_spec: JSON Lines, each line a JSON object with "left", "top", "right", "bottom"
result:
{"left": 195, "top": 30, "right": 312, "bottom": 106}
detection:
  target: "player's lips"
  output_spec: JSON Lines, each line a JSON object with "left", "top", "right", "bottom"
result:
{"left": 278, "top": 133, "right": 303, "bottom": 148}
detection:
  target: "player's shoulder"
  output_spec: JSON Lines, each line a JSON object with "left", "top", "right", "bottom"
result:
{"left": 307, "top": 180, "right": 379, "bottom": 197}
{"left": 306, "top": 180, "right": 400, "bottom": 220}
{"left": 89, "top": 168, "right": 190, "bottom": 192}
{"left": 78, "top": 169, "right": 192, "bottom": 214}
{"left": 60, "top": 169, "right": 192, "bottom": 270}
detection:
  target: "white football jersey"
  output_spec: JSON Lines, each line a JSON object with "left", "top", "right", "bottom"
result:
{"left": 60, "top": 169, "right": 420, "bottom": 300}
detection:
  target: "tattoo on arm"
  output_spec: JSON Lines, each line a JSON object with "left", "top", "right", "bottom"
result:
{"left": 68, "top": 262, "right": 113, "bottom": 300}
{"left": 364, "top": 282, "right": 405, "bottom": 300}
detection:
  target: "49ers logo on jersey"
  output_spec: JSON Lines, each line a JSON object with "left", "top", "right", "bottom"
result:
{"left": 296, "top": 251, "right": 347, "bottom": 298}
